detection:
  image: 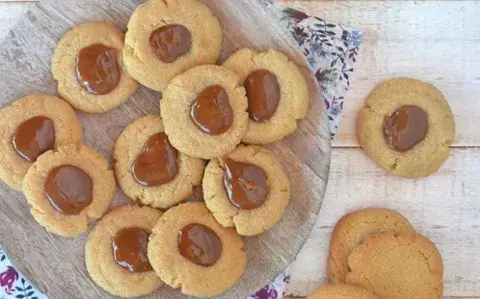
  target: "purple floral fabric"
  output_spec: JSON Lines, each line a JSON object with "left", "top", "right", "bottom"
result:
{"left": 248, "top": 265, "right": 291, "bottom": 299}
{"left": 246, "top": 6, "right": 361, "bottom": 297}
{"left": 0, "top": 249, "right": 45, "bottom": 299}
{"left": 0, "top": 3, "right": 361, "bottom": 299}
{"left": 276, "top": 5, "right": 361, "bottom": 138}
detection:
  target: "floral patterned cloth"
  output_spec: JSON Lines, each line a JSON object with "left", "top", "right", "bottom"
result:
{"left": 275, "top": 4, "right": 361, "bottom": 138}
{"left": 0, "top": 248, "right": 45, "bottom": 299}
{"left": 0, "top": 3, "right": 361, "bottom": 299}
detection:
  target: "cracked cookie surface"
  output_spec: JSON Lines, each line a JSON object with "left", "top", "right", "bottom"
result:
{"left": 113, "top": 115, "right": 205, "bottom": 209}
{"left": 147, "top": 202, "right": 247, "bottom": 297}
{"left": 52, "top": 22, "right": 139, "bottom": 113}
{"left": 223, "top": 48, "right": 309, "bottom": 144}
{"left": 307, "top": 283, "right": 379, "bottom": 299}
{"left": 0, "top": 94, "right": 82, "bottom": 191}
{"left": 203, "top": 145, "right": 290, "bottom": 236}
{"left": 357, "top": 78, "right": 455, "bottom": 178}
{"left": 123, "top": 0, "right": 222, "bottom": 91}
{"left": 328, "top": 208, "right": 415, "bottom": 282}
{"left": 23, "top": 143, "right": 115, "bottom": 237}
{"left": 86, "top": 205, "right": 163, "bottom": 297}
{"left": 346, "top": 232, "right": 443, "bottom": 299}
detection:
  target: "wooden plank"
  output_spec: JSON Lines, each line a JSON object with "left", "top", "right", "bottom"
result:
{"left": 0, "top": 3, "right": 34, "bottom": 42}
{"left": 0, "top": 0, "right": 330, "bottom": 298}
{"left": 2, "top": 1, "right": 480, "bottom": 298}
{"left": 286, "top": 147, "right": 480, "bottom": 297}
{"left": 278, "top": 1, "right": 480, "bottom": 148}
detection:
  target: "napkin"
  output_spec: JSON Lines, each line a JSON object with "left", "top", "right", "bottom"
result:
{"left": 0, "top": 3, "right": 361, "bottom": 299}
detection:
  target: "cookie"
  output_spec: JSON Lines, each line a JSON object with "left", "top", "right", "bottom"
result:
{"left": 346, "top": 232, "right": 444, "bottom": 299}
{"left": 52, "top": 22, "right": 139, "bottom": 113}
{"left": 357, "top": 78, "right": 455, "bottom": 178}
{"left": 148, "top": 202, "right": 247, "bottom": 297}
{"left": 22, "top": 143, "right": 115, "bottom": 237}
{"left": 203, "top": 145, "right": 290, "bottom": 236}
{"left": 85, "top": 205, "right": 163, "bottom": 297}
{"left": 223, "top": 48, "right": 309, "bottom": 144}
{"left": 161, "top": 65, "right": 248, "bottom": 159}
{"left": 328, "top": 208, "right": 415, "bottom": 282}
{"left": 123, "top": 0, "right": 222, "bottom": 91}
{"left": 113, "top": 115, "right": 205, "bottom": 209}
{"left": 307, "top": 283, "right": 379, "bottom": 299}
{"left": 0, "top": 94, "right": 82, "bottom": 191}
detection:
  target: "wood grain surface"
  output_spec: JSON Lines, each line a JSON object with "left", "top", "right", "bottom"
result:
{"left": 278, "top": 0, "right": 480, "bottom": 148}
{"left": 0, "top": 2, "right": 33, "bottom": 41}
{"left": 2, "top": 0, "right": 480, "bottom": 299}
{"left": 0, "top": 0, "right": 330, "bottom": 298}
{"left": 276, "top": 1, "right": 480, "bottom": 298}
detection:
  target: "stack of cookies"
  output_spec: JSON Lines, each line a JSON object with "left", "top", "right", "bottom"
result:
{"left": 307, "top": 208, "right": 444, "bottom": 299}
{"left": 307, "top": 56, "right": 454, "bottom": 299}
{"left": 0, "top": 0, "right": 311, "bottom": 297}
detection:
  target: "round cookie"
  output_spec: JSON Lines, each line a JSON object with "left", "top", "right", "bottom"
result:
{"left": 123, "top": 0, "right": 222, "bottom": 91}
{"left": 148, "top": 202, "right": 247, "bottom": 297}
{"left": 203, "top": 145, "right": 290, "bottom": 236}
{"left": 52, "top": 22, "right": 139, "bottom": 113}
{"left": 86, "top": 205, "right": 163, "bottom": 297}
{"left": 346, "top": 232, "right": 444, "bottom": 299}
{"left": 307, "top": 283, "right": 379, "bottom": 299}
{"left": 113, "top": 115, "right": 205, "bottom": 209}
{"left": 161, "top": 65, "right": 248, "bottom": 159}
{"left": 223, "top": 48, "right": 309, "bottom": 144}
{"left": 357, "top": 78, "right": 455, "bottom": 178}
{"left": 0, "top": 94, "right": 82, "bottom": 191}
{"left": 22, "top": 143, "right": 115, "bottom": 237}
{"left": 328, "top": 208, "right": 415, "bottom": 282}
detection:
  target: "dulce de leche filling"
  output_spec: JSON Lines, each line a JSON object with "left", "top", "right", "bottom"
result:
{"left": 76, "top": 43, "right": 120, "bottom": 95}
{"left": 190, "top": 85, "right": 233, "bottom": 135}
{"left": 178, "top": 223, "right": 222, "bottom": 267}
{"left": 222, "top": 157, "right": 268, "bottom": 210}
{"left": 149, "top": 25, "right": 192, "bottom": 63}
{"left": 244, "top": 70, "right": 280, "bottom": 122}
{"left": 112, "top": 227, "right": 153, "bottom": 273}
{"left": 44, "top": 165, "right": 93, "bottom": 215}
{"left": 383, "top": 105, "right": 428, "bottom": 152}
{"left": 12, "top": 116, "right": 55, "bottom": 162}
{"left": 131, "top": 132, "right": 179, "bottom": 187}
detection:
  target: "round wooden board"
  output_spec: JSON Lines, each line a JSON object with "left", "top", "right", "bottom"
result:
{"left": 0, "top": 0, "right": 331, "bottom": 298}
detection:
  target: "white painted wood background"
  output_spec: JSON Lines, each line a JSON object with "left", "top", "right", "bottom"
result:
{"left": 1, "top": 1, "right": 480, "bottom": 298}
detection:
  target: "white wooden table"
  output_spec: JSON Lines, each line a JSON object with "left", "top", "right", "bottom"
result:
{"left": 1, "top": 1, "right": 480, "bottom": 298}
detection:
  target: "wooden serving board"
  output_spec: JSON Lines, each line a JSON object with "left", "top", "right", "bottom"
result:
{"left": 0, "top": 0, "right": 331, "bottom": 298}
